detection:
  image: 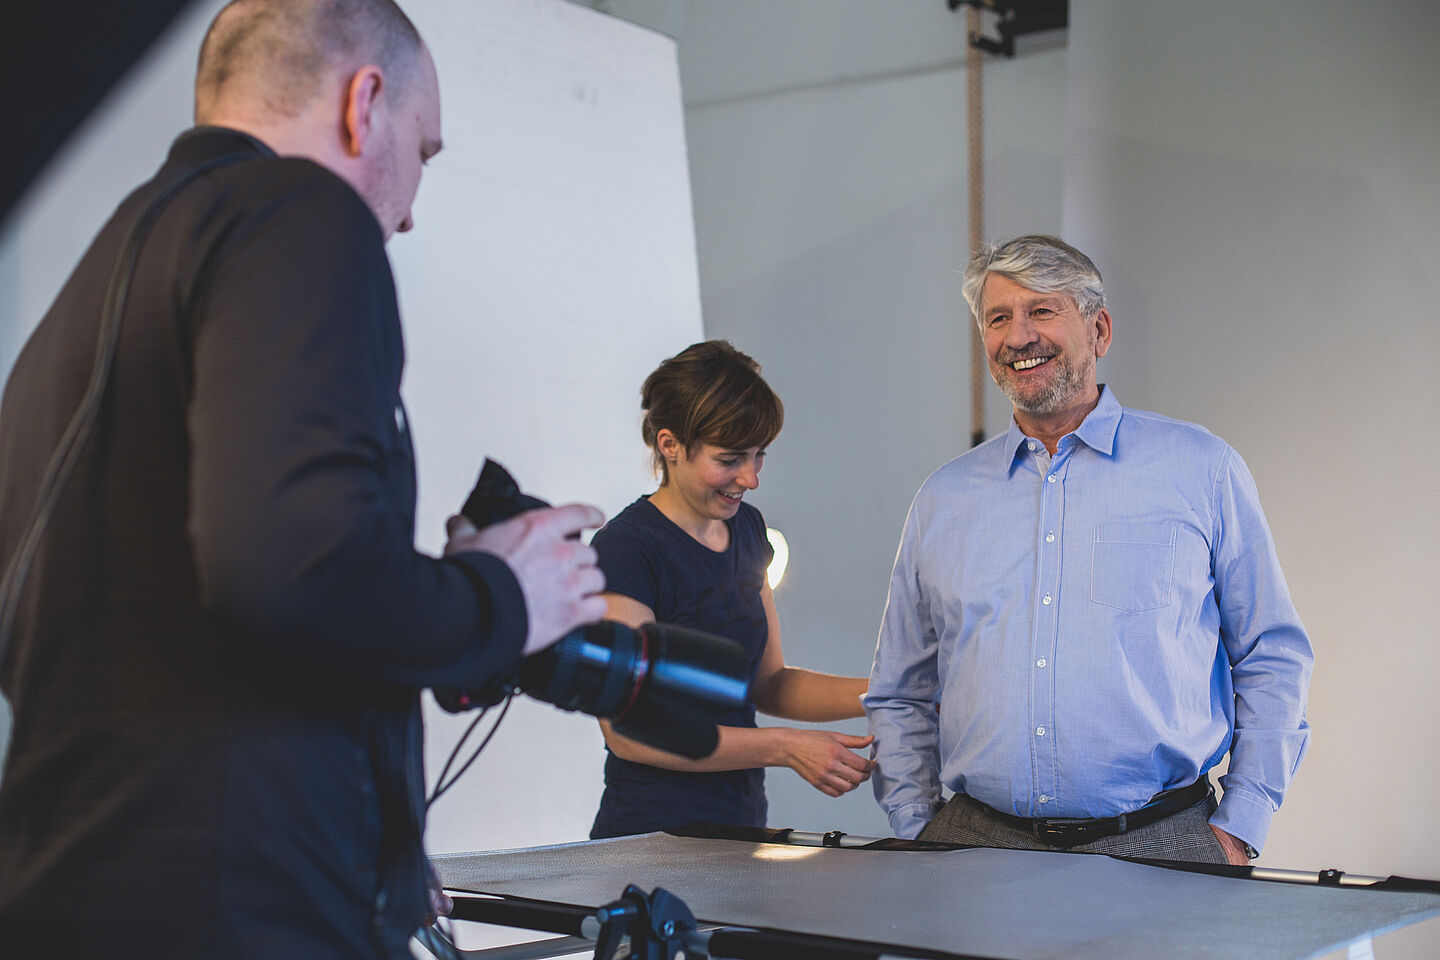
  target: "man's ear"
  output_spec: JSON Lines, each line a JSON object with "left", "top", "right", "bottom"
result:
{"left": 1092, "top": 307, "right": 1114, "bottom": 359}
{"left": 341, "top": 66, "right": 385, "bottom": 158}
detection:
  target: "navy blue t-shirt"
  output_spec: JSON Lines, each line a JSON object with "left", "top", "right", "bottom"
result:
{"left": 588, "top": 496, "right": 774, "bottom": 839}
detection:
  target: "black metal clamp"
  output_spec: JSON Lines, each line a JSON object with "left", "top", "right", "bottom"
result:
{"left": 589, "top": 885, "right": 701, "bottom": 960}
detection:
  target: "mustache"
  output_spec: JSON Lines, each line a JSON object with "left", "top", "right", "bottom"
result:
{"left": 997, "top": 348, "right": 1056, "bottom": 365}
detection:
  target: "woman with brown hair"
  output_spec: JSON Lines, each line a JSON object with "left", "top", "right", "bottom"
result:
{"left": 589, "top": 339, "right": 871, "bottom": 839}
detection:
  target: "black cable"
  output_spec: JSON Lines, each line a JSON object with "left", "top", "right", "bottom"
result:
{"left": 430, "top": 710, "right": 487, "bottom": 800}
{"left": 427, "top": 692, "right": 515, "bottom": 809}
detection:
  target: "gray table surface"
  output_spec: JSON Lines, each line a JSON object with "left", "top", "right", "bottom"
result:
{"left": 435, "top": 833, "right": 1440, "bottom": 960}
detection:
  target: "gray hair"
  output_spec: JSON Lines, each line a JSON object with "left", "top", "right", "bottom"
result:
{"left": 196, "top": 0, "right": 422, "bottom": 121}
{"left": 962, "top": 234, "right": 1106, "bottom": 329}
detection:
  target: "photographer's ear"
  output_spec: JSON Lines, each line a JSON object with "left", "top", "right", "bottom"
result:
{"left": 341, "top": 66, "right": 386, "bottom": 158}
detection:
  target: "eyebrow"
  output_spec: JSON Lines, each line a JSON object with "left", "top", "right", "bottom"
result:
{"left": 985, "top": 294, "right": 1066, "bottom": 318}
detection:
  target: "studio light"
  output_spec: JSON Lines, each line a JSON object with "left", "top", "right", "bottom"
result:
{"left": 765, "top": 527, "right": 789, "bottom": 589}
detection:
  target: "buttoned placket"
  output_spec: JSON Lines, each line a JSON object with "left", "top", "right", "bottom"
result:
{"left": 1028, "top": 438, "right": 1067, "bottom": 815}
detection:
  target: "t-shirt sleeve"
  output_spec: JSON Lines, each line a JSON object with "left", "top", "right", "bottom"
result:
{"left": 592, "top": 518, "right": 663, "bottom": 613}
{"left": 743, "top": 503, "right": 775, "bottom": 571}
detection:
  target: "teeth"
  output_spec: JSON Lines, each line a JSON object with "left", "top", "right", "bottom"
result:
{"left": 720, "top": 492, "right": 741, "bottom": 500}
{"left": 1012, "top": 357, "right": 1049, "bottom": 370}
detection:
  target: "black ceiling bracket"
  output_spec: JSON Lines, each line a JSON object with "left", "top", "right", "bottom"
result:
{"left": 947, "top": 1, "right": 1069, "bottom": 58}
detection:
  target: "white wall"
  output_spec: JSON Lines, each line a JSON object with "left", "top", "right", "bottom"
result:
{"left": 0, "top": 0, "right": 703, "bottom": 858}
{"left": 595, "top": 0, "right": 1068, "bottom": 838}
{"left": 1062, "top": 2, "right": 1440, "bottom": 955}
{"left": 397, "top": 0, "right": 711, "bottom": 855}
{"left": 593, "top": 1, "right": 1440, "bottom": 954}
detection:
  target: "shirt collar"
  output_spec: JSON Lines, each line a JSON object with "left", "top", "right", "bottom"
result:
{"left": 1002, "top": 384, "right": 1121, "bottom": 472}
{"left": 168, "top": 126, "right": 277, "bottom": 166}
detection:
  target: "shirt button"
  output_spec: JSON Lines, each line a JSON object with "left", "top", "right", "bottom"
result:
{"left": 1036, "top": 658, "right": 1047, "bottom": 668}
{"left": 1045, "top": 532, "right": 1055, "bottom": 543}
{"left": 1027, "top": 441, "right": 1037, "bottom": 451}
{"left": 1042, "top": 594, "right": 1052, "bottom": 605}
{"left": 1038, "top": 795, "right": 1050, "bottom": 804}
{"left": 1047, "top": 475, "right": 1057, "bottom": 483}
{"left": 1036, "top": 726, "right": 1046, "bottom": 737}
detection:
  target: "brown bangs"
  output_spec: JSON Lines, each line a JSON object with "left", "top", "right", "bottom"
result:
{"left": 693, "top": 371, "right": 784, "bottom": 453}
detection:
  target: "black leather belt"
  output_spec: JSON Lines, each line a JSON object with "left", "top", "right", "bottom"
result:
{"left": 983, "top": 778, "right": 1212, "bottom": 848}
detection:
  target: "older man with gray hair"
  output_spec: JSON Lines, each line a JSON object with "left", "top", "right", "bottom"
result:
{"left": 865, "top": 234, "right": 1312, "bottom": 863}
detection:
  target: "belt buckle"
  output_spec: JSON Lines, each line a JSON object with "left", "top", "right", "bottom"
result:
{"left": 1032, "top": 819, "right": 1084, "bottom": 843}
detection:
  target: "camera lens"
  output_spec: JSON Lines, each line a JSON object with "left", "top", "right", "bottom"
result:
{"left": 517, "top": 621, "right": 748, "bottom": 758}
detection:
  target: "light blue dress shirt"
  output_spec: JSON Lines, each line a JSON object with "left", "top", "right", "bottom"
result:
{"left": 865, "top": 387, "right": 1312, "bottom": 852}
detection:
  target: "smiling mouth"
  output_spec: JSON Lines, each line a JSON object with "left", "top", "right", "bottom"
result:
{"left": 1011, "top": 356, "right": 1052, "bottom": 371}
{"left": 719, "top": 491, "right": 742, "bottom": 502}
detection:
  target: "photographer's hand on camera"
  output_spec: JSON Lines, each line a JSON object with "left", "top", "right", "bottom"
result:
{"left": 446, "top": 505, "right": 607, "bottom": 655}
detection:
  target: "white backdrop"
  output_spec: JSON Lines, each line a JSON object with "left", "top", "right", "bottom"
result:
{"left": 0, "top": 0, "right": 704, "bottom": 858}
{"left": 578, "top": 2, "right": 1440, "bottom": 955}
{"left": 1061, "top": 4, "right": 1440, "bottom": 957}
{"left": 396, "top": 0, "right": 704, "bottom": 855}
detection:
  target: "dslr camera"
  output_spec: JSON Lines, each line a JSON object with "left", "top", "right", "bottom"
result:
{"left": 433, "top": 460, "right": 750, "bottom": 759}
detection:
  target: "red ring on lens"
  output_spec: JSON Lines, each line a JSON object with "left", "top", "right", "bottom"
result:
{"left": 617, "top": 626, "right": 650, "bottom": 720}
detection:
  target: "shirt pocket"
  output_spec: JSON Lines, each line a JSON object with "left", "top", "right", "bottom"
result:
{"left": 1091, "top": 521, "right": 1176, "bottom": 613}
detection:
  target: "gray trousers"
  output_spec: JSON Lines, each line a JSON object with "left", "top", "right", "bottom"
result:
{"left": 916, "top": 792, "right": 1230, "bottom": 863}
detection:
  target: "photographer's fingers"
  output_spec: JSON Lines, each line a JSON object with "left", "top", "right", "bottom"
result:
{"left": 449, "top": 504, "right": 607, "bottom": 654}
{"left": 443, "top": 514, "right": 481, "bottom": 556}
{"left": 567, "top": 564, "right": 609, "bottom": 625}
{"left": 446, "top": 514, "right": 477, "bottom": 538}
{"left": 528, "top": 502, "right": 606, "bottom": 539}
{"left": 517, "top": 521, "right": 607, "bottom": 656}
{"left": 425, "top": 861, "right": 453, "bottom": 925}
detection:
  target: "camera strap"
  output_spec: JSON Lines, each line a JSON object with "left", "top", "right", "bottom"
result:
{"left": 0, "top": 149, "right": 256, "bottom": 672}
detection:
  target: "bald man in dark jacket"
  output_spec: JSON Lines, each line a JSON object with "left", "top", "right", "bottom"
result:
{"left": 0, "top": 2, "right": 605, "bottom": 957}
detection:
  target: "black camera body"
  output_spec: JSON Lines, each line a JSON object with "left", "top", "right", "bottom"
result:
{"left": 433, "top": 460, "right": 750, "bottom": 759}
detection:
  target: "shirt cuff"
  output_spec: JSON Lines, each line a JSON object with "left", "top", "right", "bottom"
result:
{"left": 888, "top": 799, "right": 944, "bottom": 840}
{"left": 1209, "top": 786, "right": 1274, "bottom": 855}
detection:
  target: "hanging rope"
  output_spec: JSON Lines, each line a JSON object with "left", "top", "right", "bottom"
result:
{"left": 966, "top": 4, "right": 986, "bottom": 448}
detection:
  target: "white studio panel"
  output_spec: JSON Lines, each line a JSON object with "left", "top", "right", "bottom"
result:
{"left": 393, "top": 0, "right": 703, "bottom": 856}
{"left": 1061, "top": 4, "right": 1440, "bottom": 957}
{"left": 0, "top": 0, "right": 705, "bottom": 856}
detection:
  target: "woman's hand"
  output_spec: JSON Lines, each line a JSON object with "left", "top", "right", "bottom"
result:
{"left": 778, "top": 729, "right": 876, "bottom": 797}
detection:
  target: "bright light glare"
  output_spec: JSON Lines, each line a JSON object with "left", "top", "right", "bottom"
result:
{"left": 766, "top": 527, "right": 789, "bottom": 589}
{"left": 750, "top": 844, "right": 819, "bottom": 862}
